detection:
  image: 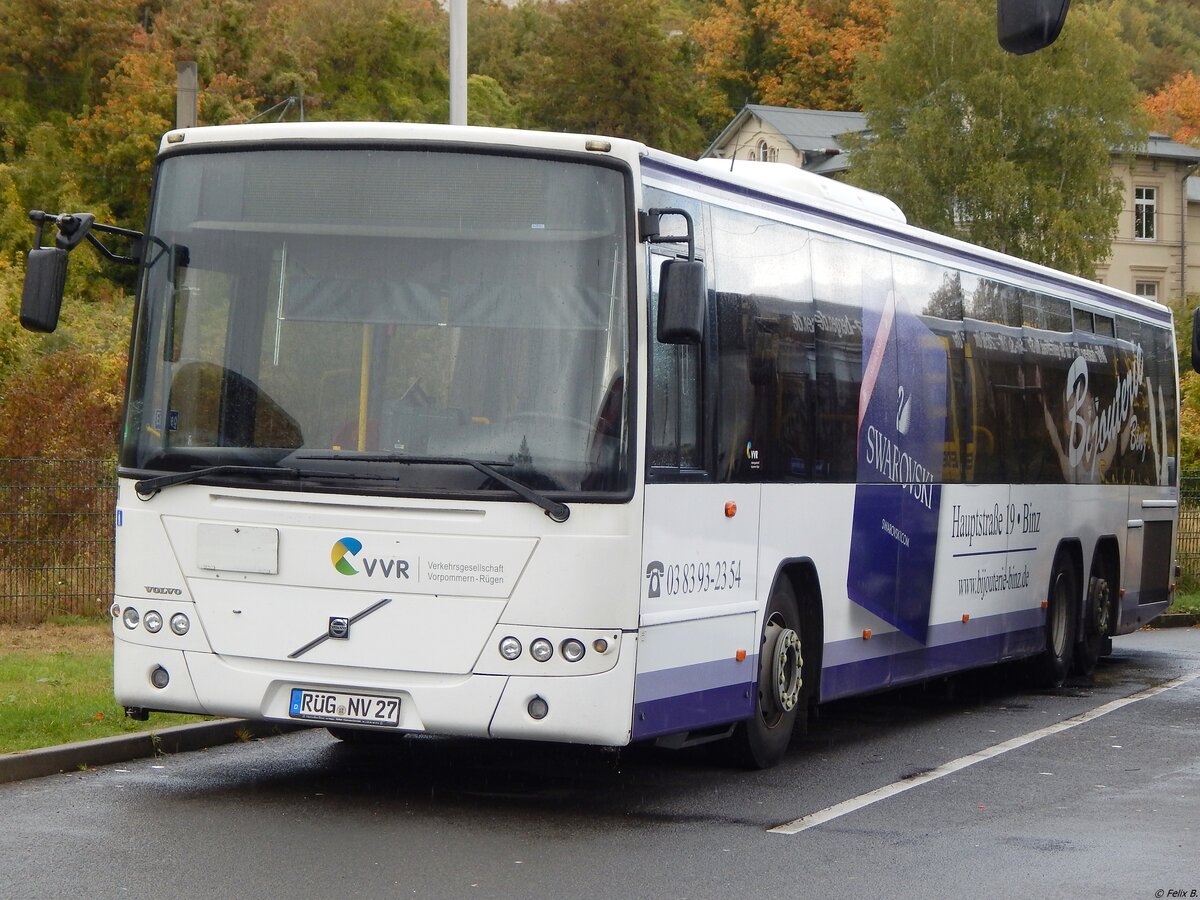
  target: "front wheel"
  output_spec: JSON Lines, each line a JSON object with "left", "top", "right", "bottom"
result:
{"left": 725, "top": 578, "right": 806, "bottom": 769}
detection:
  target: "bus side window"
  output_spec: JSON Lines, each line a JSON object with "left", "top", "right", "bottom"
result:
{"left": 649, "top": 251, "right": 703, "bottom": 471}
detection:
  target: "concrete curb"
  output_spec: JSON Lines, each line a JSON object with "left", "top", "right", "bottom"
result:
{"left": 0, "top": 719, "right": 304, "bottom": 785}
{"left": 1153, "top": 613, "right": 1200, "bottom": 628}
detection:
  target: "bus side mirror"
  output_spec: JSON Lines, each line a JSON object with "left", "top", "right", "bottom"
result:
{"left": 657, "top": 259, "right": 705, "bottom": 344}
{"left": 20, "top": 247, "right": 69, "bottom": 333}
{"left": 1192, "top": 307, "right": 1200, "bottom": 373}
{"left": 997, "top": 0, "right": 1071, "bottom": 55}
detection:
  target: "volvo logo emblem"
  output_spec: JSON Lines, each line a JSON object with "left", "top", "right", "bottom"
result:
{"left": 328, "top": 617, "right": 350, "bottom": 639}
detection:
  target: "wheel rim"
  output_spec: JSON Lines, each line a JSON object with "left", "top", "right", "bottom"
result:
{"left": 1091, "top": 578, "right": 1111, "bottom": 637}
{"left": 760, "top": 615, "right": 802, "bottom": 726}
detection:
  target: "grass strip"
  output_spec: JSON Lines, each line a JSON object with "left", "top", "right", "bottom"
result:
{"left": 0, "top": 618, "right": 209, "bottom": 754}
{"left": 1169, "top": 591, "right": 1200, "bottom": 616}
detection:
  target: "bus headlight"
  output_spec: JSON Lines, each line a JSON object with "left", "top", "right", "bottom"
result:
{"left": 530, "top": 638, "right": 554, "bottom": 663}
{"left": 499, "top": 636, "right": 523, "bottom": 660}
{"left": 560, "top": 639, "right": 586, "bottom": 663}
{"left": 122, "top": 607, "right": 140, "bottom": 629}
{"left": 143, "top": 610, "right": 163, "bottom": 633}
{"left": 169, "top": 613, "right": 191, "bottom": 636}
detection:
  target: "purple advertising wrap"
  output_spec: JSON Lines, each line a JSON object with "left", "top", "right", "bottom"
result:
{"left": 847, "top": 286, "right": 948, "bottom": 643}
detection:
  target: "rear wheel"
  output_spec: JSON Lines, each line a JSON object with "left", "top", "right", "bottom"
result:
{"left": 725, "top": 578, "right": 806, "bottom": 769}
{"left": 1032, "top": 553, "right": 1078, "bottom": 687}
{"left": 1074, "top": 566, "right": 1113, "bottom": 676}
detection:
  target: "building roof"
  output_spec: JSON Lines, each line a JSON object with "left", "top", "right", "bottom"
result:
{"left": 705, "top": 105, "right": 1200, "bottom": 180}
{"left": 1140, "top": 132, "right": 1200, "bottom": 164}
{"left": 703, "top": 105, "right": 867, "bottom": 174}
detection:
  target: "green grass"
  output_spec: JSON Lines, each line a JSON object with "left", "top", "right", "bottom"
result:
{"left": 0, "top": 619, "right": 210, "bottom": 753}
{"left": 1168, "top": 591, "right": 1200, "bottom": 616}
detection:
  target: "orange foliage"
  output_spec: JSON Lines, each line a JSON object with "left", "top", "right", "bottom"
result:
{"left": 0, "top": 349, "right": 127, "bottom": 458}
{"left": 758, "top": 0, "right": 892, "bottom": 110}
{"left": 693, "top": 0, "right": 892, "bottom": 119}
{"left": 1142, "top": 71, "right": 1200, "bottom": 146}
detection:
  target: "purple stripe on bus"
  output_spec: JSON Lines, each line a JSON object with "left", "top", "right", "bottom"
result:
{"left": 822, "top": 606, "right": 1048, "bottom": 668}
{"left": 632, "top": 681, "right": 754, "bottom": 741}
{"left": 634, "top": 655, "right": 757, "bottom": 705}
{"left": 630, "top": 618, "right": 1049, "bottom": 739}
{"left": 821, "top": 626, "right": 1046, "bottom": 702}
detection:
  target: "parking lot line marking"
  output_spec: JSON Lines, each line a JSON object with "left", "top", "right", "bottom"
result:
{"left": 768, "top": 670, "right": 1200, "bottom": 835}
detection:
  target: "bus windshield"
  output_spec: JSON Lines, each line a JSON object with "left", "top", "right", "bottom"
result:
{"left": 120, "top": 147, "right": 632, "bottom": 498}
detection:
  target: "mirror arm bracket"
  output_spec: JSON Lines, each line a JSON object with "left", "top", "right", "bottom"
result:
{"left": 28, "top": 210, "right": 143, "bottom": 265}
{"left": 639, "top": 207, "right": 697, "bottom": 261}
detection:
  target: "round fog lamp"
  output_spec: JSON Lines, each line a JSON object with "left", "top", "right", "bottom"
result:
{"left": 150, "top": 666, "right": 170, "bottom": 689}
{"left": 122, "top": 607, "right": 140, "bottom": 629}
{"left": 527, "top": 696, "right": 549, "bottom": 720}
{"left": 499, "top": 636, "right": 522, "bottom": 661}
{"left": 143, "top": 610, "right": 163, "bottom": 634}
{"left": 169, "top": 613, "right": 190, "bottom": 636}
{"left": 560, "top": 639, "right": 586, "bottom": 663}
{"left": 530, "top": 638, "right": 554, "bottom": 663}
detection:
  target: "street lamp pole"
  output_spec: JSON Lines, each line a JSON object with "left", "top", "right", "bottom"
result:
{"left": 449, "top": 0, "right": 467, "bottom": 126}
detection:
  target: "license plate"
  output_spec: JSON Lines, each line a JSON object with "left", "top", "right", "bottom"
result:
{"left": 288, "top": 688, "right": 401, "bottom": 727}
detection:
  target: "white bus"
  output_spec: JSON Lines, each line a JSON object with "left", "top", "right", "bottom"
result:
{"left": 21, "top": 123, "right": 1180, "bottom": 768}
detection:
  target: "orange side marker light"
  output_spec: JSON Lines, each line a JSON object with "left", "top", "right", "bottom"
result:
{"left": 725, "top": 501, "right": 737, "bottom": 518}
{"left": 735, "top": 649, "right": 747, "bottom": 662}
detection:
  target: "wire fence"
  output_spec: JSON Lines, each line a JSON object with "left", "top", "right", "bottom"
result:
{"left": 3, "top": 460, "right": 1200, "bottom": 624}
{"left": 0, "top": 458, "right": 116, "bottom": 624}
{"left": 1178, "top": 471, "right": 1200, "bottom": 593}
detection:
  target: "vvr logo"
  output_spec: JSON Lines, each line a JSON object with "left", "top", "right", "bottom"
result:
{"left": 331, "top": 537, "right": 362, "bottom": 576}
{"left": 330, "top": 537, "right": 412, "bottom": 579}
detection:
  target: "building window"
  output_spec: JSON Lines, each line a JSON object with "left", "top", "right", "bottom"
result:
{"left": 756, "top": 140, "right": 777, "bottom": 163}
{"left": 1135, "top": 280, "right": 1159, "bottom": 301}
{"left": 1134, "top": 186, "right": 1157, "bottom": 240}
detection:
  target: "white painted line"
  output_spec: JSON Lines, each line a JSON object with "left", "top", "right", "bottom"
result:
{"left": 769, "top": 671, "right": 1200, "bottom": 835}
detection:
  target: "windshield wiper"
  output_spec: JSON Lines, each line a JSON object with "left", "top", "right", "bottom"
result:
{"left": 296, "top": 452, "right": 571, "bottom": 523}
{"left": 133, "top": 464, "right": 303, "bottom": 498}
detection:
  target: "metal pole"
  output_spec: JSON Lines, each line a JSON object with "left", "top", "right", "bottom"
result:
{"left": 175, "top": 60, "right": 198, "bottom": 129}
{"left": 449, "top": 0, "right": 467, "bottom": 126}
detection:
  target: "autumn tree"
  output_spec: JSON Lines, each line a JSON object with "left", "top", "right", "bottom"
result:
{"left": 1105, "top": 0, "right": 1200, "bottom": 94}
{"left": 0, "top": 0, "right": 143, "bottom": 145}
{"left": 692, "top": 0, "right": 891, "bottom": 125}
{"left": 246, "top": 0, "right": 449, "bottom": 123}
{"left": 522, "top": 0, "right": 705, "bottom": 154}
{"left": 1143, "top": 71, "right": 1200, "bottom": 146}
{"left": 847, "top": 0, "right": 1144, "bottom": 278}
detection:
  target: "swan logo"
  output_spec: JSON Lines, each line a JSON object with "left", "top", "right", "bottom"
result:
{"left": 896, "top": 385, "right": 912, "bottom": 435}
{"left": 331, "top": 537, "right": 362, "bottom": 576}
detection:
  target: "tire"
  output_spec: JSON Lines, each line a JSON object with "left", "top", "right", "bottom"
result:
{"left": 1073, "top": 567, "right": 1113, "bottom": 676}
{"left": 1032, "top": 553, "right": 1079, "bottom": 688}
{"left": 725, "top": 578, "right": 806, "bottom": 769}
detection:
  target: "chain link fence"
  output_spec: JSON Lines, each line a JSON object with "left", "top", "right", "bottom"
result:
{"left": 1178, "top": 470, "right": 1200, "bottom": 593}
{"left": 0, "top": 458, "right": 116, "bottom": 624}
{"left": 3, "top": 460, "right": 1200, "bottom": 624}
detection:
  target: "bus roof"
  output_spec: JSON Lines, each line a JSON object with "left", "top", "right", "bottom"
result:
{"left": 156, "top": 122, "right": 1170, "bottom": 325}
